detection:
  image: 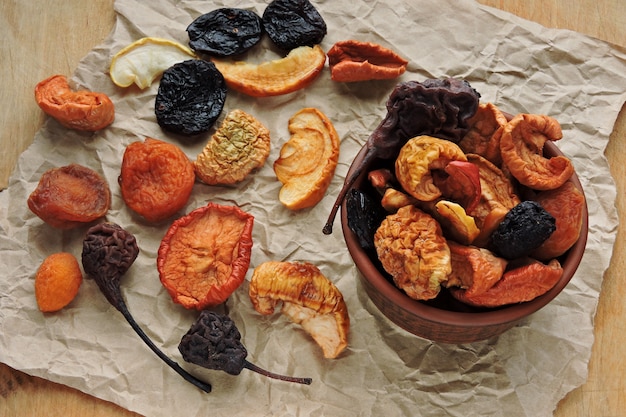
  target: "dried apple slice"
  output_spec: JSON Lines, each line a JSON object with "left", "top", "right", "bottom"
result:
{"left": 273, "top": 107, "right": 340, "bottom": 210}
{"left": 211, "top": 45, "right": 326, "bottom": 97}
{"left": 109, "top": 37, "right": 197, "bottom": 89}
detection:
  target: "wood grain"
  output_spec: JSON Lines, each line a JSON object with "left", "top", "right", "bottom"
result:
{"left": 1, "top": 0, "right": 624, "bottom": 416}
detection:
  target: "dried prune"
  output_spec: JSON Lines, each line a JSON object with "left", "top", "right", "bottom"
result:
{"left": 187, "top": 8, "right": 263, "bottom": 57}
{"left": 346, "top": 188, "right": 385, "bottom": 252}
{"left": 490, "top": 200, "right": 556, "bottom": 259}
{"left": 262, "top": 0, "right": 327, "bottom": 51}
{"left": 155, "top": 59, "right": 226, "bottom": 136}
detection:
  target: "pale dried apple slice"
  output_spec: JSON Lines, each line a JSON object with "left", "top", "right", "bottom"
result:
{"left": 109, "top": 37, "right": 197, "bottom": 89}
{"left": 211, "top": 45, "right": 326, "bottom": 97}
{"left": 273, "top": 107, "right": 340, "bottom": 210}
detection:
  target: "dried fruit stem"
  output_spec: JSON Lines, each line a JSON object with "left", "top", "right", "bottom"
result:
{"left": 243, "top": 360, "right": 312, "bottom": 385}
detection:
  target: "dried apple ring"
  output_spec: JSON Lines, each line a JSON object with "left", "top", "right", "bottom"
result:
{"left": 109, "top": 37, "right": 197, "bottom": 89}
{"left": 211, "top": 45, "right": 326, "bottom": 97}
{"left": 35, "top": 75, "right": 114, "bottom": 131}
{"left": 27, "top": 164, "right": 111, "bottom": 229}
{"left": 327, "top": 40, "right": 408, "bottom": 82}
{"left": 119, "top": 138, "right": 195, "bottom": 223}
{"left": 500, "top": 113, "right": 574, "bottom": 190}
{"left": 157, "top": 203, "right": 254, "bottom": 310}
{"left": 194, "top": 109, "right": 271, "bottom": 185}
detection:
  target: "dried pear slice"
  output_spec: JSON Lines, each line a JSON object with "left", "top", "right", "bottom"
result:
{"left": 109, "top": 37, "right": 197, "bottom": 89}
{"left": 211, "top": 45, "right": 326, "bottom": 97}
{"left": 273, "top": 108, "right": 340, "bottom": 210}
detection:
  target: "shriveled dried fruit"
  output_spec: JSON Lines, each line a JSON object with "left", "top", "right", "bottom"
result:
{"left": 444, "top": 241, "right": 506, "bottom": 297}
{"left": 450, "top": 259, "right": 563, "bottom": 307}
{"left": 249, "top": 261, "right": 350, "bottom": 359}
{"left": 187, "top": 8, "right": 263, "bottom": 57}
{"left": 458, "top": 102, "right": 508, "bottom": 166}
{"left": 262, "top": 0, "right": 327, "bottom": 51}
{"left": 491, "top": 200, "right": 556, "bottom": 260}
{"left": 119, "top": 138, "right": 195, "bottom": 223}
{"left": 35, "top": 74, "right": 114, "bottom": 131}
{"left": 531, "top": 182, "right": 586, "bottom": 260}
{"left": 35, "top": 252, "right": 83, "bottom": 312}
{"left": 273, "top": 107, "right": 340, "bottom": 210}
{"left": 194, "top": 109, "right": 271, "bottom": 185}
{"left": 155, "top": 59, "right": 226, "bottom": 136}
{"left": 109, "top": 37, "right": 197, "bottom": 89}
{"left": 346, "top": 188, "right": 386, "bottom": 253}
{"left": 327, "top": 40, "right": 408, "bottom": 82}
{"left": 434, "top": 200, "right": 480, "bottom": 246}
{"left": 500, "top": 113, "right": 574, "bottom": 190}
{"left": 211, "top": 45, "right": 326, "bottom": 97}
{"left": 157, "top": 203, "right": 254, "bottom": 310}
{"left": 179, "top": 310, "right": 312, "bottom": 384}
{"left": 28, "top": 164, "right": 111, "bottom": 229}
{"left": 374, "top": 205, "right": 451, "bottom": 300}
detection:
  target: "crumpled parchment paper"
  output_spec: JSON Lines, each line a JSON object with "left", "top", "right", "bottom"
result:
{"left": 1, "top": 0, "right": 625, "bottom": 416}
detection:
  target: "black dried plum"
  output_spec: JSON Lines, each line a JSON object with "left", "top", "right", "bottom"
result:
{"left": 262, "top": 0, "right": 327, "bottom": 51}
{"left": 187, "top": 8, "right": 263, "bottom": 57}
{"left": 346, "top": 188, "right": 385, "bottom": 253}
{"left": 491, "top": 200, "right": 556, "bottom": 260}
{"left": 155, "top": 59, "right": 226, "bottom": 136}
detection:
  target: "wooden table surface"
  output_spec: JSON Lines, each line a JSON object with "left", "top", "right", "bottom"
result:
{"left": 1, "top": 1, "right": 624, "bottom": 416}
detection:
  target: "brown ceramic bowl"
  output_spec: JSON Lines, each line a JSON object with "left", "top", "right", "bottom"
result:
{"left": 340, "top": 139, "right": 588, "bottom": 344}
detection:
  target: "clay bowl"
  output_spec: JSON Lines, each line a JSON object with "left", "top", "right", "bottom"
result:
{"left": 340, "top": 140, "right": 588, "bottom": 344}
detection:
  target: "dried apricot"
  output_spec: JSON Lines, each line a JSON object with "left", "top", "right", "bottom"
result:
{"left": 119, "top": 138, "right": 195, "bottom": 223}
{"left": 28, "top": 164, "right": 111, "bottom": 229}
{"left": 327, "top": 40, "right": 408, "bottom": 82}
{"left": 35, "top": 252, "right": 83, "bottom": 312}
{"left": 35, "top": 74, "right": 114, "bottom": 131}
{"left": 157, "top": 203, "right": 254, "bottom": 310}
{"left": 109, "top": 37, "right": 197, "bottom": 89}
{"left": 194, "top": 109, "right": 271, "bottom": 185}
{"left": 211, "top": 45, "right": 326, "bottom": 97}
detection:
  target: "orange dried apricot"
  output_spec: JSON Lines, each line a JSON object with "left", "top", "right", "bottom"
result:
{"left": 35, "top": 74, "right": 114, "bottom": 131}
{"left": 327, "top": 40, "right": 408, "bottom": 82}
{"left": 27, "top": 164, "right": 111, "bottom": 229}
{"left": 35, "top": 252, "right": 83, "bottom": 312}
{"left": 157, "top": 203, "right": 254, "bottom": 310}
{"left": 119, "top": 138, "right": 195, "bottom": 223}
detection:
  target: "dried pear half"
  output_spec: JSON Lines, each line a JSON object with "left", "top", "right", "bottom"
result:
{"left": 273, "top": 107, "right": 340, "bottom": 210}
{"left": 110, "top": 37, "right": 197, "bottom": 89}
{"left": 211, "top": 45, "right": 326, "bottom": 97}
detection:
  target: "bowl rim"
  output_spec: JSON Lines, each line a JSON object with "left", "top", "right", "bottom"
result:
{"left": 340, "top": 137, "right": 589, "bottom": 329}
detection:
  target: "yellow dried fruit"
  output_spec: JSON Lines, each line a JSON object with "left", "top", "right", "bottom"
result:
{"left": 35, "top": 252, "right": 83, "bottom": 312}
{"left": 109, "top": 37, "right": 197, "bottom": 89}
{"left": 211, "top": 45, "right": 326, "bottom": 97}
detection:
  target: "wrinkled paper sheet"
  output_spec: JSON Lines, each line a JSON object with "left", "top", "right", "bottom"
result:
{"left": 1, "top": 0, "right": 625, "bottom": 416}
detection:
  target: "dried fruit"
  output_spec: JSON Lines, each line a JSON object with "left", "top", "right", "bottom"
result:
{"left": 187, "top": 8, "right": 263, "bottom": 57}
{"left": 323, "top": 78, "right": 481, "bottom": 234}
{"left": 119, "top": 138, "right": 195, "bottom": 223}
{"left": 109, "top": 37, "right": 197, "bottom": 89}
{"left": 262, "top": 0, "right": 327, "bottom": 51}
{"left": 273, "top": 108, "right": 340, "bottom": 210}
{"left": 249, "top": 261, "right": 350, "bottom": 359}
{"left": 82, "top": 223, "right": 212, "bottom": 393}
{"left": 35, "top": 74, "right": 114, "bottom": 131}
{"left": 500, "top": 114, "right": 574, "bottom": 190}
{"left": 27, "top": 164, "right": 111, "bottom": 229}
{"left": 458, "top": 102, "right": 508, "bottom": 166}
{"left": 194, "top": 109, "right": 271, "bottom": 185}
{"left": 35, "top": 252, "right": 83, "bottom": 312}
{"left": 346, "top": 188, "right": 386, "bottom": 253}
{"left": 179, "top": 310, "right": 311, "bottom": 384}
{"left": 450, "top": 259, "right": 563, "bottom": 307}
{"left": 531, "top": 182, "right": 586, "bottom": 260}
{"left": 374, "top": 205, "right": 451, "bottom": 301}
{"left": 490, "top": 200, "right": 556, "bottom": 260}
{"left": 155, "top": 59, "right": 227, "bottom": 136}
{"left": 157, "top": 203, "right": 254, "bottom": 310}
{"left": 327, "top": 40, "right": 408, "bottom": 82}
{"left": 445, "top": 241, "right": 507, "bottom": 297}
{"left": 211, "top": 45, "right": 326, "bottom": 97}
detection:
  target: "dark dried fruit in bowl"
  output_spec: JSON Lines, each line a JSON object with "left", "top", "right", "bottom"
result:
{"left": 346, "top": 188, "right": 385, "bottom": 252}
{"left": 324, "top": 78, "right": 481, "bottom": 234}
{"left": 155, "top": 59, "right": 226, "bottom": 136}
{"left": 262, "top": 0, "right": 327, "bottom": 51}
{"left": 490, "top": 200, "right": 556, "bottom": 260}
{"left": 179, "top": 310, "right": 312, "bottom": 384}
{"left": 187, "top": 8, "right": 263, "bottom": 57}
